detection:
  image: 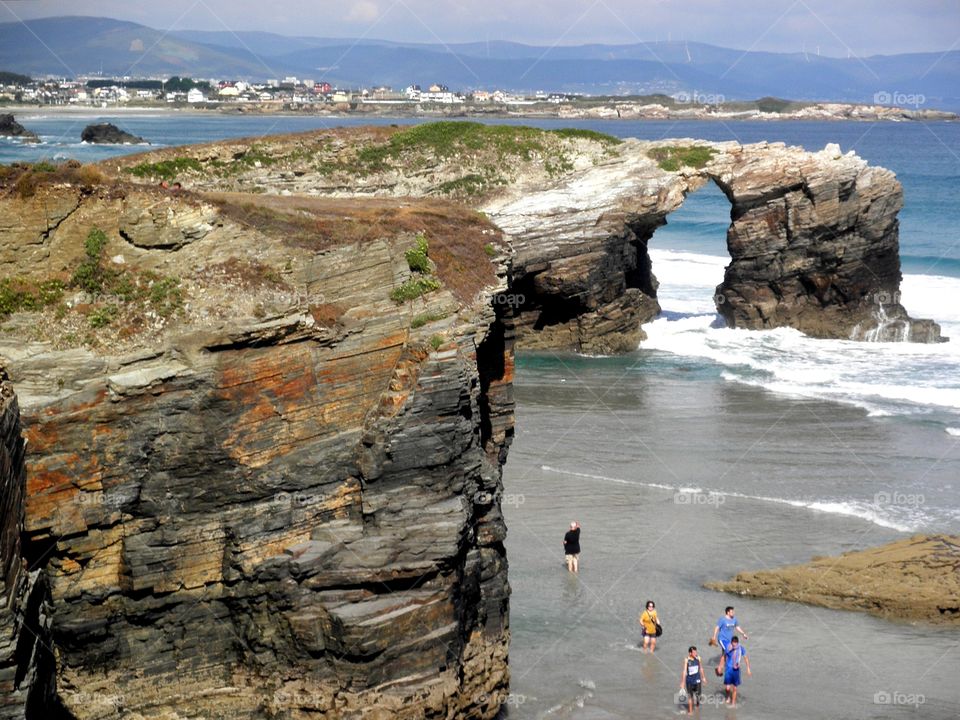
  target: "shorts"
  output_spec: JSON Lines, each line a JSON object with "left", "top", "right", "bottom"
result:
{"left": 724, "top": 666, "right": 741, "bottom": 686}
{"left": 718, "top": 639, "right": 731, "bottom": 654}
{"left": 565, "top": 553, "right": 579, "bottom": 559}
{"left": 685, "top": 681, "right": 702, "bottom": 699}
{"left": 641, "top": 628, "right": 657, "bottom": 638}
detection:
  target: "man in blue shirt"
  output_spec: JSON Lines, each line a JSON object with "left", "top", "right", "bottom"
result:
{"left": 710, "top": 606, "right": 748, "bottom": 675}
{"left": 722, "top": 636, "right": 751, "bottom": 707}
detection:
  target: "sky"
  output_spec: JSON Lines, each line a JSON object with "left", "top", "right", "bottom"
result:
{"left": 0, "top": 0, "right": 958, "bottom": 56}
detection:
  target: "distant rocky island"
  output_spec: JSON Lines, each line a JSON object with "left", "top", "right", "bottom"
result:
{"left": 80, "top": 122, "right": 146, "bottom": 144}
{"left": 0, "top": 122, "right": 947, "bottom": 718}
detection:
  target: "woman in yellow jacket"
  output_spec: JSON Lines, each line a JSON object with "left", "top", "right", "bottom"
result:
{"left": 639, "top": 600, "right": 660, "bottom": 653}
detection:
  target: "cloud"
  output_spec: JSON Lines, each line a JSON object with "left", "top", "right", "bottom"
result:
{"left": 345, "top": 1, "right": 381, "bottom": 24}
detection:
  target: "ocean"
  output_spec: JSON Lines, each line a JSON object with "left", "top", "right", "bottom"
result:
{"left": 3, "top": 113, "right": 959, "bottom": 718}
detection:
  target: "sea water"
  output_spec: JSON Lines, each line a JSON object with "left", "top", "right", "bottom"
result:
{"left": 3, "top": 115, "right": 959, "bottom": 718}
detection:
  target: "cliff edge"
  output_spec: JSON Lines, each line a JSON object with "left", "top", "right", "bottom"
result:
{"left": 107, "top": 124, "right": 942, "bottom": 353}
{"left": 0, "top": 172, "right": 515, "bottom": 718}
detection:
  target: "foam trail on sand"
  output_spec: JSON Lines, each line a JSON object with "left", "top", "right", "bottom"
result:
{"left": 540, "top": 465, "right": 920, "bottom": 532}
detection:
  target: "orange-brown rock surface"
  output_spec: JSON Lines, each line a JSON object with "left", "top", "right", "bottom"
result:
{"left": 0, "top": 175, "right": 515, "bottom": 719}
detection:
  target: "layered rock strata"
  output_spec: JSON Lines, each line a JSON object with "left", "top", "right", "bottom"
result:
{"left": 0, "top": 181, "right": 515, "bottom": 719}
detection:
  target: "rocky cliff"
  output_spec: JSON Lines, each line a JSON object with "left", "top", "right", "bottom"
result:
{"left": 109, "top": 124, "right": 942, "bottom": 352}
{"left": 0, "top": 174, "right": 515, "bottom": 718}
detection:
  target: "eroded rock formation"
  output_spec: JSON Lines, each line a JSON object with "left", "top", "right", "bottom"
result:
{"left": 485, "top": 140, "right": 942, "bottom": 350}
{"left": 0, "top": 180, "right": 514, "bottom": 719}
{"left": 108, "top": 126, "right": 942, "bottom": 351}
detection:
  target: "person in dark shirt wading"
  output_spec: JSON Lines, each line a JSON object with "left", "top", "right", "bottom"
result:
{"left": 679, "top": 645, "right": 707, "bottom": 714}
{"left": 563, "top": 521, "right": 581, "bottom": 573}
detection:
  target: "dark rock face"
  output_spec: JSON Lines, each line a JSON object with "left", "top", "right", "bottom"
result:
{"left": 485, "top": 141, "right": 942, "bottom": 350}
{"left": 0, "top": 115, "right": 39, "bottom": 143}
{"left": 709, "top": 144, "right": 941, "bottom": 342}
{"left": 0, "top": 187, "right": 515, "bottom": 718}
{"left": 0, "top": 376, "right": 58, "bottom": 720}
{"left": 80, "top": 123, "right": 145, "bottom": 145}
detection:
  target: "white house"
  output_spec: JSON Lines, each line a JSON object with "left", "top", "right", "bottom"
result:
{"left": 187, "top": 88, "right": 206, "bottom": 103}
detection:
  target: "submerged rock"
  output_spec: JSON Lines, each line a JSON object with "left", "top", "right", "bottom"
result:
{"left": 80, "top": 122, "right": 146, "bottom": 144}
{"left": 0, "top": 113, "right": 39, "bottom": 143}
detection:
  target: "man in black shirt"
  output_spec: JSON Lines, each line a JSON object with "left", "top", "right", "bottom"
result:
{"left": 563, "top": 521, "right": 581, "bottom": 573}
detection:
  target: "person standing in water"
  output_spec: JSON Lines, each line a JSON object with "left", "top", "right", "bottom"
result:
{"left": 639, "top": 600, "right": 660, "bottom": 652}
{"left": 723, "top": 636, "right": 751, "bottom": 707}
{"left": 563, "top": 521, "right": 580, "bottom": 573}
{"left": 679, "top": 645, "right": 706, "bottom": 714}
{"left": 710, "top": 606, "right": 748, "bottom": 675}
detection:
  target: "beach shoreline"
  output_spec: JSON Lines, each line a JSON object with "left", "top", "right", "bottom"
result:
{"left": 2, "top": 101, "right": 957, "bottom": 123}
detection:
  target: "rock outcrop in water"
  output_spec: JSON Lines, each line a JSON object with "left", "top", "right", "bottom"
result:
{"left": 707, "top": 534, "right": 960, "bottom": 624}
{"left": 109, "top": 125, "right": 941, "bottom": 352}
{"left": 485, "top": 140, "right": 943, "bottom": 348}
{"left": 80, "top": 123, "right": 146, "bottom": 145}
{"left": 0, "top": 178, "right": 515, "bottom": 718}
{"left": 0, "top": 115, "right": 39, "bottom": 144}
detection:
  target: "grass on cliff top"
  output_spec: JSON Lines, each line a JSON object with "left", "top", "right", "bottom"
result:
{"left": 358, "top": 122, "right": 619, "bottom": 165}
{"left": 1, "top": 227, "right": 184, "bottom": 345}
{"left": 125, "top": 156, "right": 203, "bottom": 181}
{"left": 647, "top": 145, "right": 717, "bottom": 172}
{"left": 213, "top": 194, "right": 501, "bottom": 304}
{"left": 0, "top": 160, "right": 105, "bottom": 198}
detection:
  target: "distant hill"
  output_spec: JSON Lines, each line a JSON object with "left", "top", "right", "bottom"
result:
{"left": 1, "top": 16, "right": 958, "bottom": 108}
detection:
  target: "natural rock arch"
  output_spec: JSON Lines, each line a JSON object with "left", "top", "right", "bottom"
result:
{"left": 484, "top": 140, "right": 943, "bottom": 352}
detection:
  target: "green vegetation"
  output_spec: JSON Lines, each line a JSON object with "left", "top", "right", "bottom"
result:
{"left": 126, "top": 156, "right": 203, "bottom": 180}
{"left": 647, "top": 145, "right": 717, "bottom": 172}
{"left": 411, "top": 310, "right": 449, "bottom": 329}
{"left": 483, "top": 243, "right": 497, "bottom": 257}
{"left": 435, "top": 174, "right": 493, "bottom": 197}
{"left": 0, "top": 278, "right": 64, "bottom": 316}
{"left": 548, "top": 128, "right": 622, "bottom": 145}
{"left": 755, "top": 96, "right": 794, "bottom": 114}
{"left": 429, "top": 334, "right": 444, "bottom": 350}
{"left": 0, "top": 227, "right": 184, "bottom": 337}
{"left": 404, "top": 234, "right": 431, "bottom": 273}
{"left": 71, "top": 228, "right": 109, "bottom": 294}
{"left": 0, "top": 71, "right": 32, "bottom": 85}
{"left": 392, "top": 234, "right": 443, "bottom": 303}
{"left": 391, "top": 276, "right": 441, "bottom": 303}
{"left": 88, "top": 305, "right": 119, "bottom": 328}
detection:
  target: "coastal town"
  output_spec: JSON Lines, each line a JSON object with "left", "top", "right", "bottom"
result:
{"left": 1, "top": 71, "right": 955, "bottom": 121}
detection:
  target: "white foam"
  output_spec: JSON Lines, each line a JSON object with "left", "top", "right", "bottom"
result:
{"left": 643, "top": 250, "right": 960, "bottom": 420}
{"left": 947, "top": 428, "right": 960, "bottom": 437}
{"left": 540, "top": 466, "right": 920, "bottom": 532}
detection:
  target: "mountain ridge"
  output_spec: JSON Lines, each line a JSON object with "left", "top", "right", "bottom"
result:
{"left": 1, "top": 16, "right": 957, "bottom": 107}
